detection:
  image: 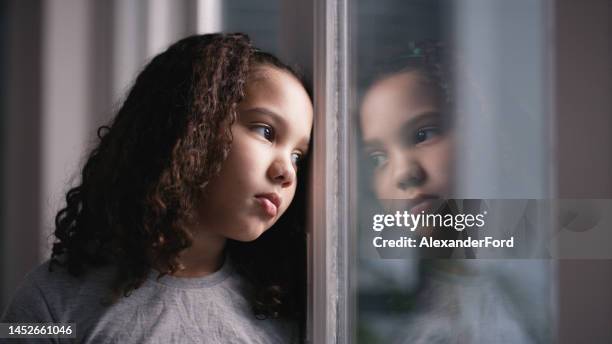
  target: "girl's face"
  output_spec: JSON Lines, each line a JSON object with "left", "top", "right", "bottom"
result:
{"left": 360, "top": 71, "right": 453, "bottom": 212}
{"left": 195, "top": 65, "right": 313, "bottom": 242}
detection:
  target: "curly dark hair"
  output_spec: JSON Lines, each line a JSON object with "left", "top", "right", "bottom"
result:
{"left": 50, "top": 33, "right": 308, "bottom": 326}
{"left": 365, "top": 40, "right": 452, "bottom": 113}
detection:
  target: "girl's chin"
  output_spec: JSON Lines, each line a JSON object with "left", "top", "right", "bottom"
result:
{"left": 228, "top": 225, "right": 269, "bottom": 242}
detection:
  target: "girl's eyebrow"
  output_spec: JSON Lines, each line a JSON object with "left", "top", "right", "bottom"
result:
{"left": 242, "top": 107, "right": 288, "bottom": 130}
{"left": 362, "top": 139, "right": 383, "bottom": 152}
{"left": 362, "top": 111, "right": 440, "bottom": 149}
{"left": 243, "top": 106, "right": 281, "bottom": 119}
{"left": 401, "top": 111, "right": 441, "bottom": 131}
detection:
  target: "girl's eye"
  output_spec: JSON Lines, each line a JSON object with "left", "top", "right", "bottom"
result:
{"left": 368, "top": 152, "right": 388, "bottom": 168}
{"left": 414, "top": 126, "right": 440, "bottom": 144}
{"left": 253, "top": 125, "right": 275, "bottom": 142}
{"left": 291, "top": 152, "right": 302, "bottom": 166}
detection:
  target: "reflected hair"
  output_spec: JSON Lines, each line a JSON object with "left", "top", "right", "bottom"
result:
{"left": 370, "top": 40, "right": 453, "bottom": 113}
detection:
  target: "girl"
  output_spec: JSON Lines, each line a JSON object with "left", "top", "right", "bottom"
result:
{"left": 358, "top": 42, "right": 539, "bottom": 343}
{"left": 1, "top": 33, "right": 312, "bottom": 343}
{"left": 360, "top": 41, "right": 459, "bottom": 257}
{"left": 360, "top": 41, "right": 453, "bottom": 209}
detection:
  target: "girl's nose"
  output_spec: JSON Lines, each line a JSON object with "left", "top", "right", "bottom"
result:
{"left": 393, "top": 157, "right": 426, "bottom": 191}
{"left": 267, "top": 157, "right": 295, "bottom": 188}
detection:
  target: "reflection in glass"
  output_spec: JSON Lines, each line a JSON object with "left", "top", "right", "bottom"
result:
{"left": 352, "top": 1, "right": 551, "bottom": 342}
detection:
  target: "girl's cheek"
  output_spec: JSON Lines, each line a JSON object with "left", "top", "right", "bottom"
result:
{"left": 422, "top": 136, "right": 454, "bottom": 195}
{"left": 373, "top": 171, "right": 392, "bottom": 199}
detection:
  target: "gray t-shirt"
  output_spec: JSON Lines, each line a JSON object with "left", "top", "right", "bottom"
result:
{"left": 1, "top": 260, "right": 297, "bottom": 343}
{"left": 389, "top": 268, "right": 534, "bottom": 344}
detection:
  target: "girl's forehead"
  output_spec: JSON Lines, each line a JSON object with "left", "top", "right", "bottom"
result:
{"left": 362, "top": 72, "right": 438, "bottom": 117}
{"left": 245, "top": 68, "right": 307, "bottom": 102}
{"left": 240, "top": 65, "right": 312, "bottom": 125}
{"left": 248, "top": 64, "right": 298, "bottom": 86}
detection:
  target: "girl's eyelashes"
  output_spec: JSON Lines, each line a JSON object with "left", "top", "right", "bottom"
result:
{"left": 368, "top": 151, "right": 388, "bottom": 168}
{"left": 252, "top": 124, "right": 276, "bottom": 142}
{"left": 291, "top": 152, "right": 302, "bottom": 165}
{"left": 291, "top": 152, "right": 306, "bottom": 172}
{"left": 366, "top": 126, "right": 441, "bottom": 168}
{"left": 413, "top": 126, "right": 441, "bottom": 145}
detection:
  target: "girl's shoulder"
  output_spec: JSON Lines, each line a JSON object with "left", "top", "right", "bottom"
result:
{"left": 1, "top": 259, "right": 115, "bottom": 323}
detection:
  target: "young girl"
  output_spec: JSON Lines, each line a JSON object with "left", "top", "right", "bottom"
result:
{"left": 360, "top": 41, "right": 453, "bottom": 207}
{"left": 360, "top": 41, "right": 459, "bottom": 257}
{"left": 1, "top": 33, "right": 312, "bottom": 343}
{"left": 358, "top": 42, "right": 540, "bottom": 343}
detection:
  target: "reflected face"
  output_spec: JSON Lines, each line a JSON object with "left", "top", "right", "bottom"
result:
{"left": 360, "top": 71, "right": 453, "bottom": 212}
{"left": 195, "top": 65, "right": 313, "bottom": 242}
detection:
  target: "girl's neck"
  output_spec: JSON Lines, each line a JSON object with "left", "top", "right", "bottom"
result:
{"left": 171, "top": 226, "right": 227, "bottom": 278}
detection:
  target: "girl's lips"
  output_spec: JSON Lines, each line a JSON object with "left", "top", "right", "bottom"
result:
{"left": 409, "top": 196, "right": 439, "bottom": 214}
{"left": 255, "top": 195, "right": 279, "bottom": 217}
{"left": 410, "top": 199, "right": 433, "bottom": 214}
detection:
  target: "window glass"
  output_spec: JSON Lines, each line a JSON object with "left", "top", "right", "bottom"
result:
{"left": 350, "top": 1, "right": 553, "bottom": 342}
